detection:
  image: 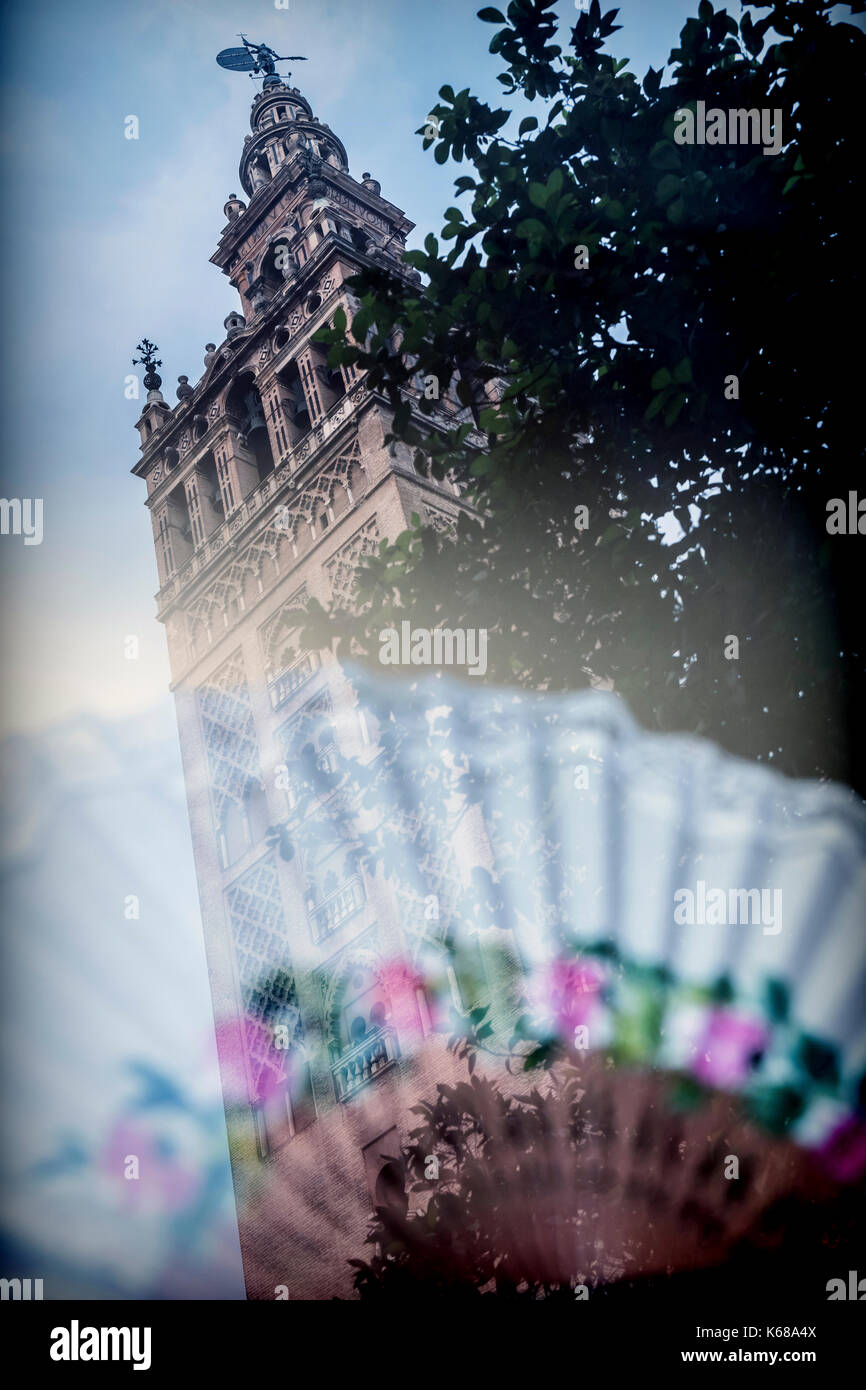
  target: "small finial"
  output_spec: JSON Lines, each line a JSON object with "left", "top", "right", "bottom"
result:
{"left": 176, "top": 375, "right": 193, "bottom": 401}
{"left": 224, "top": 192, "right": 247, "bottom": 222}
{"left": 224, "top": 311, "right": 247, "bottom": 340}
{"left": 133, "top": 338, "right": 163, "bottom": 395}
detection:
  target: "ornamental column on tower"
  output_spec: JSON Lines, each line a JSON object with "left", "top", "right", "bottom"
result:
{"left": 130, "top": 78, "right": 483, "bottom": 1299}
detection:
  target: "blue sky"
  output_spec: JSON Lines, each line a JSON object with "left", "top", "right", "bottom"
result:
{"left": 0, "top": 0, "right": 704, "bottom": 733}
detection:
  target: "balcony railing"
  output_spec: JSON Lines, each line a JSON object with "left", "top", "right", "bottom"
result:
{"left": 309, "top": 874, "right": 364, "bottom": 942}
{"left": 269, "top": 652, "right": 319, "bottom": 710}
{"left": 331, "top": 1026, "right": 399, "bottom": 1101}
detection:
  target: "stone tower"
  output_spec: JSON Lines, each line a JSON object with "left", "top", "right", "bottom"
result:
{"left": 131, "top": 77, "right": 477, "bottom": 1298}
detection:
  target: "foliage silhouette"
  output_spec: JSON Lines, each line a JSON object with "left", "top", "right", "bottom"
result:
{"left": 304, "top": 0, "right": 865, "bottom": 793}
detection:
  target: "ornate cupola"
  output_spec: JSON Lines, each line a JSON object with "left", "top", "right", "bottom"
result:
{"left": 239, "top": 83, "right": 349, "bottom": 200}
{"left": 211, "top": 79, "right": 413, "bottom": 323}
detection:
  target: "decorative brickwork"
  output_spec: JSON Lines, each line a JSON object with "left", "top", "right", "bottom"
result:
{"left": 198, "top": 651, "right": 259, "bottom": 822}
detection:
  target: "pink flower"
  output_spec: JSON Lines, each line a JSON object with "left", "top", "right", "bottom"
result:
{"left": 817, "top": 1116, "right": 866, "bottom": 1184}
{"left": 692, "top": 1010, "right": 768, "bottom": 1090}
{"left": 214, "top": 1015, "right": 283, "bottom": 1104}
{"left": 531, "top": 956, "right": 604, "bottom": 1039}
{"left": 377, "top": 956, "right": 425, "bottom": 1042}
{"left": 213, "top": 1018, "right": 251, "bottom": 1105}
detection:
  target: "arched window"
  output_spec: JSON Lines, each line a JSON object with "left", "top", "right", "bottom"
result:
{"left": 162, "top": 480, "right": 194, "bottom": 570}
{"left": 225, "top": 373, "right": 275, "bottom": 487}
{"left": 349, "top": 225, "right": 368, "bottom": 254}
{"left": 341, "top": 965, "right": 387, "bottom": 1050}
{"left": 250, "top": 155, "right": 270, "bottom": 189}
{"left": 288, "top": 1050, "right": 316, "bottom": 1134}
{"left": 193, "top": 452, "right": 225, "bottom": 536}
{"left": 260, "top": 240, "right": 293, "bottom": 294}
{"left": 274, "top": 359, "right": 311, "bottom": 445}
{"left": 259, "top": 1048, "right": 316, "bottom": 1154}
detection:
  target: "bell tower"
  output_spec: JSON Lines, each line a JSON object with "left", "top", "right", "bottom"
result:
{"left": 131, "top": 68, "right": 471, "bottom": 1298}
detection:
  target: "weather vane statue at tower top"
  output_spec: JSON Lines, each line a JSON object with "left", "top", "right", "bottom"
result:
{"left": 216, "top": 35, "right": 307, "bottom": 87}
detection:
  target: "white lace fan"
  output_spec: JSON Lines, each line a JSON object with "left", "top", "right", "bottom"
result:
{"left": 234, "top": 667, "right": 866, "bottom": 1296}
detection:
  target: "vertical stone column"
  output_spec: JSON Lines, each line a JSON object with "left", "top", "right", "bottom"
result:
{"left": 184, "top": 474, "right": 205, "bottom": 548}
{"left": 296, "top": 348, "right": 327, "bottom": 425}
{"left": 258, "top": 376, "right": 290, "bottom": 468}
{"left": 213, "top": 442, "right": 237, "bottom": 515}
{"left": 214, "top": 426, "right": 260, "bottom": 509}
{"left": 185, "top": 468, "right": 224, "bottom": 544}
{"left": 153, "top": 505, "right": 174, "bottom": 585}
